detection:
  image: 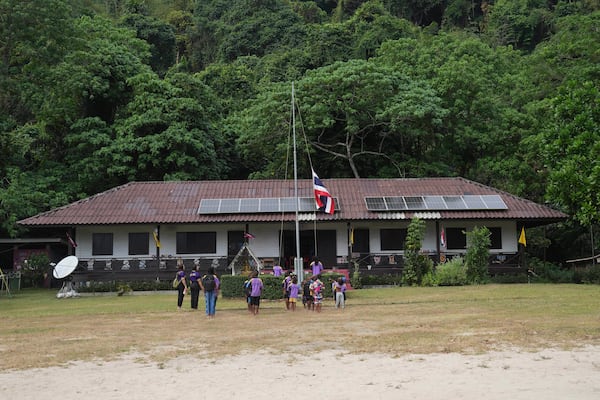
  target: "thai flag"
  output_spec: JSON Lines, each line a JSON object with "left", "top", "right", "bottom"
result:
{"left": 244, "top": 232, "right": 255, "bottom": 240}
{"left": 440, "top": 228, "right": 446, "bottom": 248}
{"left": 66, "top": 232, "right": 78, "bottom": 248}
{"left": 312, "top": 169, "right": 335, "bottom": 215}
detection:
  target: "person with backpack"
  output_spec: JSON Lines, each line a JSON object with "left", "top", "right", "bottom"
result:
{"left": 189, "top": 265, "right": 201, "bottom": 310}
{"left": 282, "top": 271, "right": 292, "bottom": 310}
{"left": 243, "top": 276, "right": 252, "bottom": 313}
{"left": 200, "top": 266, "right": 220, "bottom": 319}
{"left": 175, "top": 264, "right": 188, "bottom": 310}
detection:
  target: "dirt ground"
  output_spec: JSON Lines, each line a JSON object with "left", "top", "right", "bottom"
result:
{"left": 1, "top": 346, "right": 599, "bottom": 400}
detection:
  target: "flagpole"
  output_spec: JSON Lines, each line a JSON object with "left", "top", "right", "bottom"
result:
{"left": 292, "top": 83, "right": 303, "bottom": 283}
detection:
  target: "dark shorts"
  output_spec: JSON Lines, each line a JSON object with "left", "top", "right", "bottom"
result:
{"left": 250, "top": 296, "right": 261, "bottom": 306}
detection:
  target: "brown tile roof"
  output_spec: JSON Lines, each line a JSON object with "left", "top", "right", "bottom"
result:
{"left": 17, "top": 177, "right": 567, "bottom": 226}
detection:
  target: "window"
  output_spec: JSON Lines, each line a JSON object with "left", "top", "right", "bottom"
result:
{"left": 128, "top": 232, "right": 149, "bottom": 255}
{"left": 92, "top": 233, "right": 113, "bottom": 255}
{"left": 176, "top": 232, "right": 216, "bottom": 254}
{"left": 228, "top": 231, "right": 244, "bottom": 257}
{"left": 380, "top": 229, "right": 407, "bottom": 251}
{"left": 352, "top": 229, "right": 370, "bottom": 253}
{"left": 446, "top": 228, "right": 466, "bottom": 250}
{"left": 489, "top": 227, "right": 502, "bottom": 249}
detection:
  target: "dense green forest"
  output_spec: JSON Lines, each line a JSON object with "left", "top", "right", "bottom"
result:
{"left": 0, "top": 0, "right": 598, "bottom": 262}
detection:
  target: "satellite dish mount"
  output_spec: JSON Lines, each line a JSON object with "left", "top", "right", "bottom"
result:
{"left": 52, "top": 256, "right": 79, "bottom": 298}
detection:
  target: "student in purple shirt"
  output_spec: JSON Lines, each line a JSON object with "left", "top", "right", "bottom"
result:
{"left": 333, "top": 277, "right": 347, "bottom": 309}
{"left": 249, "top": 270, "right": 263, "bottom": 315}
{"left": 288, "top": 276, "right": 300, "bottom": 311}
{"left": 200, "top": 266, "right": 220, "bottom": 319}
{"left": 175, "top": 265, "right": 187, "bottom": 310}
{"left": 310, "top": 257, "right": 323, "bottom": 277}
{"left": 273, "top": 264, "right": 283, "bottom": 277}
{"left": 189, "top": 266, "right": 201, "bottom": 310}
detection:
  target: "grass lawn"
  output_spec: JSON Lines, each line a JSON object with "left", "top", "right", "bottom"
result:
{"left": 1, "top": 284, "right": 599, "bottom": 370}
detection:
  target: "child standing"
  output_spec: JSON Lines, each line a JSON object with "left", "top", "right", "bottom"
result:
{"left": 282, "top": 272, "right": 292, "bottom": 310}
{"left": 287, "top": 276, "right": 300, "bottom": 311}
{"left": 249, "top": 271, "right": 263, "bottom": 315}
{"left": 333, "top": 277, "right": 347, "bottom": 309}
{"left": 302, "top": 277, "right": 313, "bottom": 310}
{"left": 310, "top": 274, "right": 324, "bottom": 313}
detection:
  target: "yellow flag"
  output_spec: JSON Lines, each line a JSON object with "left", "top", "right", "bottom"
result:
{"left": 152, "top": 230, "right": 161, "bottom": 248}
{"left": 518, "top": 227, "right": 526, "bottom": 247}
{"left": 349, "top": 227, "right": 354, "bottom": 246}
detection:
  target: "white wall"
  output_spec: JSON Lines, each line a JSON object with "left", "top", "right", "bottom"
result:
{"left": 74, "top": 220, "right": 519, "bottom": 261}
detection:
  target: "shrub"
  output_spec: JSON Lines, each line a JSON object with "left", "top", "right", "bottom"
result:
{"left": 21, "top": 253, "right": 50, "bottom": 288}
{"left": 580, "top": 265, "right": 600, "bottom": 284}
{"left": 465, "top": 226, "right": 491, "bottom": 284}
{"left": 435, "top": 257, "right": 467, "bottom": 286}
{"left": 489, "top": 274, "right": 529, "bottom": 284}
{"left": 402, "top": 217, "right": 432, "bottom": 286}
{"left": 528, "top": 258, "right": 574, "bottom": 283}
{"left": 220, "top": 273, "right": 345, "bottom": 300}
{"left": 360, "top": 273, "right": 402, "bottom": 286}
{"left": 351, "top": 262, "right": 362, "bottom": 289}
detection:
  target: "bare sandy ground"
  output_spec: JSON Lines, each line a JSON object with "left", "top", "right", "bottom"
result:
{"left": 1, "top": 346, "right": 599, "bottom": 400}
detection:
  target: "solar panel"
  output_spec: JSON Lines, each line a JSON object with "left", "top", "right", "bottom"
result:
{"left": 404, "top": 196, "right": 425, "bottom": 209}
{"left": 299, "top": 197, "right": 316, "bottom": 212}
{"left": 463, "top": 195, "right": 486, "bottom": 209}
{"left": 365, "top": 197, "right": 386, "bottom": 210}
{"left": 443, "top": 196, "right": 467, "bottom": 210}
{"left": 198, "top": 197, "right": 334, "bottom": 214}
{"left": 220, "top": 198, "right": 241, "bottom": 213}
{"left": 424, "top": 196, "right": 447, "bottom": 209}
{"left": 384, "top": 197, "right": 406, "bottom": 210}
{"left": 198, "top": 199, "right": 221, "bottom": 213}
{"left": 481, "top": 195, "right": 508, "bottom": 209}
{"left": 259, "top": 198, "right": 279, "bottom": 212}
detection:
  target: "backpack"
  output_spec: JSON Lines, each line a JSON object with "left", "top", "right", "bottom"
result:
{"left": 202, "top": 274, "right": 216, "bottom": 291}
{"left": 244, "top": 279, "right": 252, "bottom": 297}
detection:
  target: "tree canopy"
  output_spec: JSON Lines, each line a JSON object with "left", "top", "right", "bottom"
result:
{"left": 0, "top": 0, "right": 598, "bottom": 261}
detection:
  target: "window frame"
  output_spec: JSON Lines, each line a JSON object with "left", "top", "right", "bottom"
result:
{"left": 380, "top": 228, "right": 407, "bottom": 251}
{"left": 176, "top": 231, "right": 217, "bottom": 254}
{"left": 128, "top": 232, "right": 149, "bottom": 255}
{"left": 92, "top": 233, "right": 114, "bottom": 256}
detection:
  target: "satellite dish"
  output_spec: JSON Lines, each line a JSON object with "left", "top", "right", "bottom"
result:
{"left": 52, "top": 256, "right": 78, "bottom": 279}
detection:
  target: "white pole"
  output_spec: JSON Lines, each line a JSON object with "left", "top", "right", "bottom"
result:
{"left": 292, "top": 83, "right": 303, "bottom": 283}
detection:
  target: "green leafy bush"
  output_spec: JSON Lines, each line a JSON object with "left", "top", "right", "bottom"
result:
{"left": 21, "top": 253, "right": 50, "bottom": 288}
{"left": 360, "top": 273, "right": 402, "bottom": 286}
{"left": 435, "top": 257, "right": 467, "bottom": 286}
{"left": 402, "top": 217, "right": 432, "bottom": 286}
{"left": 580, "top": 265, "right": 600, "bottom": 284}
{"left": 78, "top": 280, "right": 172, "bottom": 292}
{"left": 465, "top": 226, "right": 491, "bottom": 284}
{"left": 528, "top": 258, "right": 574, "bottom": 283}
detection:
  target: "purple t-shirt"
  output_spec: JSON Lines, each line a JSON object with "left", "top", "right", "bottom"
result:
{"left": 288, "top": 283, "right": 299, "bottom": 299}
{"left": 273, "top": 265, "right": 283, "bottom": 277}
{"left": 311, "top": 261, "right": 323, "bottom": 276}
{"left": 177, "top": 270, "right": 186, "bottom": 282}
{"left": 250, "top": 277, "right": 263, "bottom": 297}
{"left": 333, "top": 281, "right": 346, "bottom": 292}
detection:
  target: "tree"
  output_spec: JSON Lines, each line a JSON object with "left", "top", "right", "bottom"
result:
{"left": 484, "top": 0, "right": 553, "bottom": 51}
{"left": 120, "top": 11, "right": 177, "bottom": 76}
{"left": 465, "top": 226, "right": 491, "bottom": 283}
{"left": 298, "top": 59, "right": 446, "bottom": 178}
{"left": 543, "top": 81, "right": 600, "bottom": 226}
{"left": 402, "top": 217, "right": 433, "bottom": 286}
{"left": 107, "top": 72, "right": 227, "bottom": 181}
